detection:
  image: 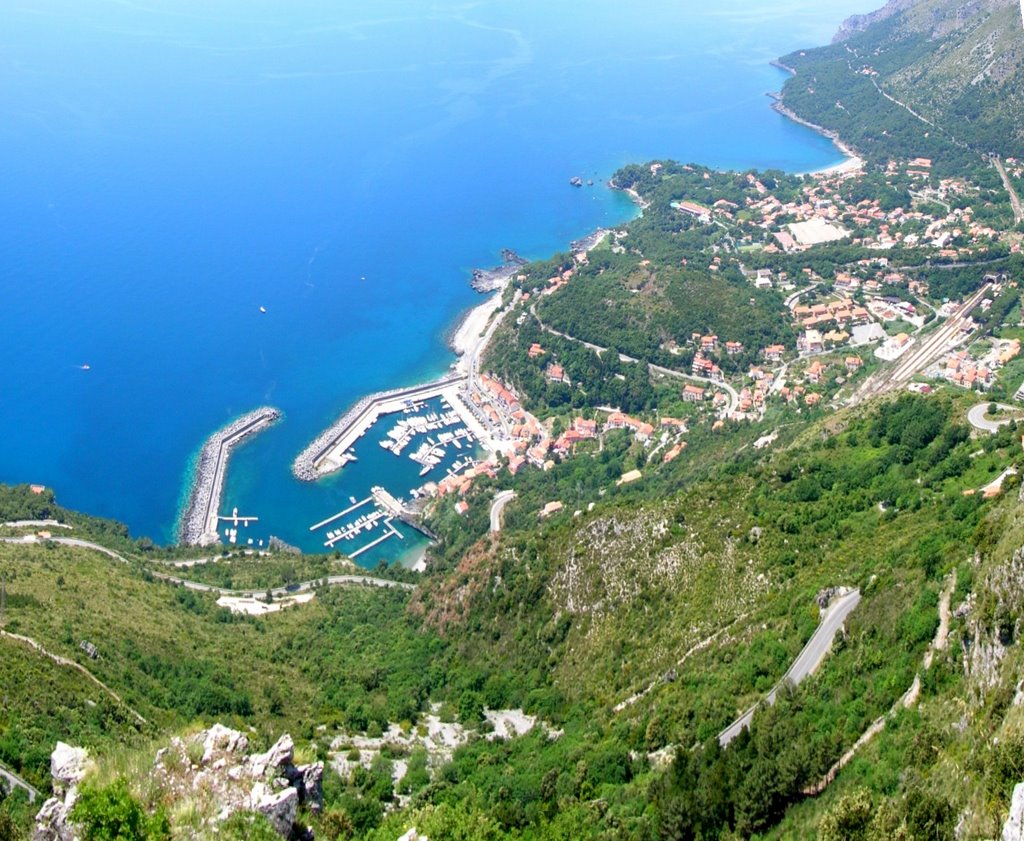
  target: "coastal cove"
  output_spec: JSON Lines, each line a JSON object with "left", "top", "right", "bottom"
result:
{"left": 0, "top": 0, "right": 872, "bottom": 561}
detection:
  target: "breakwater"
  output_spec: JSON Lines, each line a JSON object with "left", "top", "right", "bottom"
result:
{"left": 179, "top": 407, "right": 282, "bottom": 546}
{"left": 292, "top": 375, "right": 468, "bottom": 481}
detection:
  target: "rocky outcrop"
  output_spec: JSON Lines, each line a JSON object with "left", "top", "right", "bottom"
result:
{"left": 33, "top": 743, "right": 91, "bottom": 841}
{"left": 470, "top": 249, "right": 526, "bottom": 293}
{"left": 34, "top": 726, "right": 323, "bottom": 840}
{"left": 1004, "top": 782, "right": 1024, "bottom": 840}
{"left": 832, "top": 0, "right": 917, "bottom": 42}
{"left": 815, "top": 585, "right": 853, "bottom": 613}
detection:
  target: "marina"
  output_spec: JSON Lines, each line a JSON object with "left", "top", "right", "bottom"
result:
{"left": 292, "top": 375, "right": 469, "bottom": 481}
{"left": 302, "top": 399, "right": 475, "bottom": 558}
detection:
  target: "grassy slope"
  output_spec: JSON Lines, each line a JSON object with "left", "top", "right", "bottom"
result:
{"left": 0, "top": 537, "right": 438, "bottom": 793}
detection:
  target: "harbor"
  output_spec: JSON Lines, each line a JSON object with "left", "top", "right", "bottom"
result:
{"left": 178, "top": 407, "right": 281, "bottom": 546}
{"left": 185, "top": 251, "right": 517, "bottom": 563}
{"left": 302, "top": 398, "right": 477, "bottom": 557}
{"left": 291, "top": 374, "right": 493, "bottom": 481}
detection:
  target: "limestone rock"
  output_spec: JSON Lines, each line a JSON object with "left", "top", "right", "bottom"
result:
{"left": 1004, "top": 782, "right": 1024, "bottom": 841}
{"left": 50, "top": 743, "right": 89, "bottom": 794}
{"left": 35, "top": 726, "right": 310, "bottom": 840}
{"left": 33, "top": 794, "right": 76, "bottom": 841}
{"left": 34, "top": 743, "right": 90, "bottom": 841}
{"left": 250, "top": 734, "right": 294, "bottom": 779}
{"left": 296, "top": 762, "right": 324, "bottom": 812}
{"left": 252, "top": 785, "right": 298, "bottom": 837}
{"left": 201, "top": 723, "right": 249, "bottom": 765}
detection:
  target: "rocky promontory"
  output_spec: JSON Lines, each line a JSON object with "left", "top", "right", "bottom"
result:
{"left": 470, "top": 248, "right": 527, "bottom": 293}
{"left": 34, "top": 725, "right": 322, "bottom": 840}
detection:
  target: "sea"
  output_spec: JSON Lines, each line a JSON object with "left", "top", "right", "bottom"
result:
{"left": 0, "top": 0, "right": 872, "bottom": 562}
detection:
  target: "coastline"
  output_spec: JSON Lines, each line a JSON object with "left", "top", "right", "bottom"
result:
{"left": 769, "top": 95, "right": 864, "bottom": 176}
{"left": 180, "top": 54, "right": 860, "bottom": 548}
{"left": 450, "top": 287, "right": 506, "bottom": 360}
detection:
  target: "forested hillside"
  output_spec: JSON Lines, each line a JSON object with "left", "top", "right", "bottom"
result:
{"left": 7, "top": 389, "right": 1024, "bottom": 839}
{"left": 779, "top": 0, "right": 1024, "bottom": 168}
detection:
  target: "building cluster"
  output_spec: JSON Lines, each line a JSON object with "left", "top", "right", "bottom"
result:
{"left": 681, "top": 157, "right": 1004, "bottom": 261}
{"left": 936, "top": 339, "right": 1021, "bottom": 392}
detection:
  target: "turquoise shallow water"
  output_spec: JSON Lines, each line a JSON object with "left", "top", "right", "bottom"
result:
{"left": 0, "top": 0, "right": 871, "bottom": 560}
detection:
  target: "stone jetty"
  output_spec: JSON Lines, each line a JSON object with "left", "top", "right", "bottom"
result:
{"left": 179, "top": 407, "right": 281, "bottom": 546}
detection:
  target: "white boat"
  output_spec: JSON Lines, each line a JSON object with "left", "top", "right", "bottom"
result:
{"left": 259, "top": 306, "right": 267, "bottom": 313}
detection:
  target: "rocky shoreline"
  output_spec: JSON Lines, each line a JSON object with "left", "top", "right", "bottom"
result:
{"left": 570, "top": 228, "right": 609, "bottom": 253}
{"left": 178, "top": 407, "right": 281, "bottom": 545}
{"left": 768, "top": 94, "right": 862, "bottom": 168}
{"left": 470, "top": 248, "right": 527, "bottom": 293}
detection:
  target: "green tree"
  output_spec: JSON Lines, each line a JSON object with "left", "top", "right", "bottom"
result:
{"left": 820, "top": 788, "right": 874, "bottom": 841}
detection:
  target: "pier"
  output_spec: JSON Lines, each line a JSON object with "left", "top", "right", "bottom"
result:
{"left": 293, "top": 375, "right": 467, "bottom": 481}
{"left": 371, "top": 485, "right": 438, "bottom": 540}
{"left": 309, "top": 494, "right": 407, "bottom": 557}
{"left": 309, "top": 496, "right": 373, "bottom": 532}
{"left": 349, "top": 519, "right": 403, "bottom": 559}
{"left": 179, "top": 408, "right": 281, "bottom": 546}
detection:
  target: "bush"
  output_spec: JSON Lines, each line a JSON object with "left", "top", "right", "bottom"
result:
{"left": 218, "top": 811, "right": 280, "bottom": 841}
{"left": 69, "top": 777, "right": 169, "bottom": 840}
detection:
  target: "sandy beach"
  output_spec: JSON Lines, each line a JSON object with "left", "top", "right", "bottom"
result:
{"left": 451, "top": 288, "right": 505, "bottom": 360}
{"left": 808, "top": 139, "right": 864, "bottom": 177}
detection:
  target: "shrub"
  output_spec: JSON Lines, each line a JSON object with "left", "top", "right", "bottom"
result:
{"left": 69, "top": 777, "right": 169, "bottom": 840}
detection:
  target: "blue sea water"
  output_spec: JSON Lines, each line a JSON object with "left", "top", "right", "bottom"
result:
{"left": 0, "top": 0, "right": 872, "bottom": 560}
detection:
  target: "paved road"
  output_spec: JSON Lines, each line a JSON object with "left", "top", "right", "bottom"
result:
{"left": 967, "top": 402, "right": 1021, "bottom": 433}
{"left": 784, "top": 282, "right": 820, "bottom": 310}
{"left": 994, "top": 157, "right": 1024, "bottom": 225}
{"left": 718, "top": 589, "right": 861, "bottom": 747}
{"left": 0, "top": 760, "right": 39, "bottom": 803}
{"left": 489, "top": 491, "right": 516, "bottom": 533}
{"left": 0, "top": 537, "right": 415, "bottom": 597}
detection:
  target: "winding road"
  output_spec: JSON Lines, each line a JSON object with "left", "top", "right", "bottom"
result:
{"left": 0, "top": 761, "right": 39, "bottom": 804}
{"left": 967, "top": 402, "right": 1021, "bottom": 434}
{"left": 718, "top": 589, "right": 861, "bottom": 747}
{"left": 489, "top": 491, "right": 516, "bottom": 533}
{"left": 0, "top": 536, "right": 415, "bottom": 597}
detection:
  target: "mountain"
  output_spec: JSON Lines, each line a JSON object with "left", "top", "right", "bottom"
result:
{"left": 779, "top": 0, "right": 1024, "bottom": 166}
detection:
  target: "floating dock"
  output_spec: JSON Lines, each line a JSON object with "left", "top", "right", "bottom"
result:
{"left": 349, "top": 520, "right": 403, "bottom": 559}
{"left": 308, "top": 496, "right": 373, "bottom": 532}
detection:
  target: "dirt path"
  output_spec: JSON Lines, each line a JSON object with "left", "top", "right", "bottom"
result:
{"left": 1, "top": 629, "right": 148, "bottom": 725}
